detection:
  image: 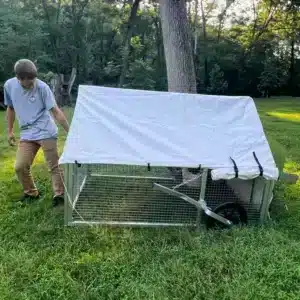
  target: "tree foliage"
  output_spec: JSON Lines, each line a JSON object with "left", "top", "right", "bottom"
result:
{"left": 0, "top": 0, "right": 299, "bottom": 97}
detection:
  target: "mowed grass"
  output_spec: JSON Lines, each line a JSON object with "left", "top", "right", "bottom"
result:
{"left": 1, "top": 98, "right": 300, "bottom": 299}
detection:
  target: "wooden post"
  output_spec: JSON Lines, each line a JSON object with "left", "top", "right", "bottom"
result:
{"left": 54, "top": 68, "right": 77, "bottom": 107}
{"left": 0, "top": 90, "right": 5, "bottom": 111}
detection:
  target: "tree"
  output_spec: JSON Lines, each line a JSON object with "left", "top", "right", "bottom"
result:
{"left": 119, "top": 0, "right": 142, "bottom": 87}
{"left": 158, "top": 0, "right": 196, "bottom": 93}
{"left": 1, "top": 0, "right": 300, "bottom": 99}
{"left": 207, "top": 64, "right": 228, "bottom": 95}
{"left": 216, "top": 0, "right": 236, "bottom": 42}
{"left": 199, "top": 0, "right": 216, "bottom": 89}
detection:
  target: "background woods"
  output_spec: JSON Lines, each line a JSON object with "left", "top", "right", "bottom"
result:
{"left": 0, "top": 0, "right": 300, "bottom": 102}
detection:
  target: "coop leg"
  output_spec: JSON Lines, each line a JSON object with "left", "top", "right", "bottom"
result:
{"left": 64, "top": 164, "right": 74, "bottom": 226}
{"left": 72, "top": 175, "right": 87, "bottom": 209}
{"left": 153, "top": 183, "right": 232, "bottom": 226}
{"left": 260, "top": 180, "right": 275, "bottom": 223}
{"left": 196, "top": 168, "right": 208, "bottom": 229}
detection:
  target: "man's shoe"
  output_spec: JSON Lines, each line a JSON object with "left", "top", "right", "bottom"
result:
{"left": 52, "top": 194, "right": 64, "bottom": 207}
{"left": 18, "top": 193, "right": 40, "bottom": 204}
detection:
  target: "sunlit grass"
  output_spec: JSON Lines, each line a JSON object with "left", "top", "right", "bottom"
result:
{"left": 0, "top": 99, "right": 300, "bottom": 299}
{"left": 267, "top": 112, "right": 300, "bottom": 122}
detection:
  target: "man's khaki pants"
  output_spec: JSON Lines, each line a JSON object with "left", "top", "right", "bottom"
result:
{"left": 15, "top": 139, "right": 64, "bottom": 197}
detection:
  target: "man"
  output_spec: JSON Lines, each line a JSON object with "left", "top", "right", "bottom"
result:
{"left": 4, "top": 59, "right": 69, "bottom": 207}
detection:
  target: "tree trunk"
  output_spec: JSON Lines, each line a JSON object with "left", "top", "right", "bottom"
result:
{"left": 188, "top": 0, "right": 192, "bottom": 25}
{"left": 194, "top": 0, "right": 199, "bottom": 55}
{"left": 200, "top": 0, "right": 209, "bottom": 89}
{"left": 289, "top": 4, "right": 296, "bottom": 96}
{"left": 289, "top": 37, "right": 295, "bottom": 96}
{"left": 42, "top": 0, "right": 61, "bottom": 73}
{"left": 119, "top": 0, "right": 141, "bottom": 88}
{"left": 153, "top": 8, "right": 166, "bottom": 90}
{"left": 0, "top": 91, "right": 5, "bottom": 111}
{"left": 159, "top": 0, "right": 197, "bottom": 93}
{"left": 217, "top": 0, "right": 235, "bottom": 42}
{"left": 248, "top": 0, "right": 279, "bottom": 51}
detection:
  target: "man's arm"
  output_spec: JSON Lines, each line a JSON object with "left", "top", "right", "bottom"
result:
{"left": 6, "top": 106, "right": 15, "bottom": 135}
{"left": 4, "top": 84, "right": 16, "bottom": 145}
{"left": 50, "top": 105, "right": 69, "bottom": 133}
{"left": 42, "top": 84, "right": 69, "bottom": 133}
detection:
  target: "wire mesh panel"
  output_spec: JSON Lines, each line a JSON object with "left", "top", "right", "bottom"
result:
{"left": 65, "top": 164, "right": 201, "bottom": 226}
{"left": 64, "top": 164, "right": 272, "bottom": 227}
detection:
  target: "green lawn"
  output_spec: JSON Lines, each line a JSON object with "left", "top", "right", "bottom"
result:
{"left": 1, "top": 98, "right": 300, "bottom": 300}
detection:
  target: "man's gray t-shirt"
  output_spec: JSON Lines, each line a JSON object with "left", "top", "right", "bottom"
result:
{"left": 4, "top": 77, "right": 58, "bottom": 141}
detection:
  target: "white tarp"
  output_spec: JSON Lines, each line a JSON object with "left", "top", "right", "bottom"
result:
{"left": 59, "top": 85, "right": 279, "bottom": 181}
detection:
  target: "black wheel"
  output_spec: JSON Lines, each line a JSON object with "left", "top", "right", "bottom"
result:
{"left": 206, "top": 202, "right": 248, "bottom": 229}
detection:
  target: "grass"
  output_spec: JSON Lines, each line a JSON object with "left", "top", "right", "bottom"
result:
{"left": 1, "top": 98, "right": 300, "bottom": 299}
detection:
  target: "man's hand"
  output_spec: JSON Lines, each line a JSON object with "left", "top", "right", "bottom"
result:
{"left": 50, "top": 105, "right": 70, "bottom": 133}
{"left": 8, "top": 132, "right": 16, "bottom": 146}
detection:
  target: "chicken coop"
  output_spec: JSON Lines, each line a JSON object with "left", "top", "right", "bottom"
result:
{"left": 58, "top": 86, "right": 279, "bottom": 229}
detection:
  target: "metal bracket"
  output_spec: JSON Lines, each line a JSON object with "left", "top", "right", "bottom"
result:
{"left": 153, "top": 183, "right": 232, "bottom": 226}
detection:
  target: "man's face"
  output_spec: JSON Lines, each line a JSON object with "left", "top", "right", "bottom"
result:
{"left": 18, "top": 77, "right": 36, "bottom": 89}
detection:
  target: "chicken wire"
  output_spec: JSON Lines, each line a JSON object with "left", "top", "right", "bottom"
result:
{"left": 63, "top": 163, "right": 273, "bottom": 227}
